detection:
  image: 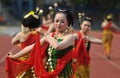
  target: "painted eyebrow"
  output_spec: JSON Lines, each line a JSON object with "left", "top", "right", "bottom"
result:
{"left": 55, "top": 19, "right": 65, "bottom": 22}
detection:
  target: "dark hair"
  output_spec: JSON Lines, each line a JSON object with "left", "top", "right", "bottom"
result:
{"left": 78, "top": 13, "right": 93, "bottom": 26}
{"left": 53, "top": 8, "right": 74, "bottom": 27}
{"left": 83, "top": 17, "right": 93, "bottom": 26}
{"left": 22, "top": 8, "right": 41, "bottom": 29}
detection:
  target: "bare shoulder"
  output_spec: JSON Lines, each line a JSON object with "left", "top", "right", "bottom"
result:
{"left": 73, "top": 33, "right": 79, "bottom": 40}
{"left": 17, "top": 32, "right": 23, "bottom": 36}
{"left": 13, "top": 32, "right": 23, "bottom": 38}
{"left": 65, "top": 33, "right": 78, "bottom": 40}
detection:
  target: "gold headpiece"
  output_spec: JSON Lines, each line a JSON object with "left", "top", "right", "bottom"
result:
{"left": 24, "top": 11, "right": 34, "bottom": 19}
{"left": 24, "top": 7, "right": 43, "bottom": 19}
{"left": 107, "top": 14, "right": 113, "bottom": 20}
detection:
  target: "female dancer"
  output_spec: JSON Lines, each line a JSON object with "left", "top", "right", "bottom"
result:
{"left": 8, "top": 8, "right": 41, "bottom": 78}
{"left": 36, "top": 7, "right": 55, "bottom": 38}
{"left": 101, "top": 13, "right": 120, "bottom": 59}
{"left": 73, "top": 13, "right": 103, "bottom": 78}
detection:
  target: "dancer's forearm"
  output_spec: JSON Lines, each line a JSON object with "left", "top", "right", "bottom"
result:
{"left": 13, "top": 44, "right": 34, "bottom": 59}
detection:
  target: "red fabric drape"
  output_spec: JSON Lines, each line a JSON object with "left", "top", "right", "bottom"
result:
{"left": 72, "top": 32, "right": 90, "bottom": 72}
{"left": 34, "top": 41, "right": 73, "bottom": 78}
{"left": 5, "top": 34, "right": 73, "bottom": 78}
{"left": 5, "top": 47, "right": 35, "bottom": 78}
{"left": 41, "top": 25, "right": 49, "bottom": 31}
{"left": 5, "top": 32, "right": 90, "bottom": 78}
{"left": 113, "top": 31, "right": 120, "bottom": 34}
{"left": 112, "top": 28, "right": 120, "bottom": 35}
{"left": 5, "top": 38, "right": 38, "bottom": 78}
{"left": 75, "top": 32, "right": 90, "bottom": 65}
{"left": 74, "top": 37, "right": 90, "bottom": 65}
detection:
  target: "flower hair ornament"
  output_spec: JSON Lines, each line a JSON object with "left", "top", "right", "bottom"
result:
{"left": 78, "top": 12, "right": 92, "bottom": 25}
{"left": 78, "top": 12, "right": 85, "bottom": 24}
{"left": 24, "top": 7, "right": 43, "bottom": 19}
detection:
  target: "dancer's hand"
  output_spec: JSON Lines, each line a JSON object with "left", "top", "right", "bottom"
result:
{"left": 7, "top": 52, "right": 16, "bottom": 59}
{"left": 36, "top": 27, "right": 48, "bottom": 36}
{"left": 82, "top": 35, "right": 89, "bottom": 40}
{"left": 36, "top": 27, "right": 46, "bottom": 34}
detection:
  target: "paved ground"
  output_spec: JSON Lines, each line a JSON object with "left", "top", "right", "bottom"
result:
{"left": 0, "top": 28, "right": 120, "bottom": 78}
{"left": 90, "top": 31, "right": 120, "bottom": 78}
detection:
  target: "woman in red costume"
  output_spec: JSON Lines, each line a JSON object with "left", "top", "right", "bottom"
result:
{"left": 7, "top": 7, "right": 41, "bottom": 78}
{"left": 101, "top": 13, "right": 120, "bottom": 59}
{"left": 73, "top": 13, "right": 103, "bottom": 78}
{"left": 38, "top": 14, "right": 53, "bottom": 33}
{"left": 36, "top": 7, "right": 55, "bottom": 38}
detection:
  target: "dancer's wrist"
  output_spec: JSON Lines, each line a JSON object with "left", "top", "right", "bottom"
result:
{"left": 44, "top": 33, "right": 49, "bottom": 37}
{"left": 13, "top": 55, "right": 17, "bottom": 59}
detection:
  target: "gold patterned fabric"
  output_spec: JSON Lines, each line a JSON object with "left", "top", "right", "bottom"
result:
{"left": 74, "top": 64, "right": 90, "bottom": 78}
{"left": 102, "top": 30, "right": 113, "bottom": 56}
{"left": 16, "top": 66, "right": 36, "bottom": 78}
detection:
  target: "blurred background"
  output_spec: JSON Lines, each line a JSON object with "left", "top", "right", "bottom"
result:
{"left": 0, "top": 0, "right": 120, "bottom": 30}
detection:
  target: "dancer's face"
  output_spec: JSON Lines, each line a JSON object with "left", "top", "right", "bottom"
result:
{"left": 80, "top": 20, "right": 91, "bottom": 33}
{"left": 54, "top": 13, "right": 68, "bottom": 33}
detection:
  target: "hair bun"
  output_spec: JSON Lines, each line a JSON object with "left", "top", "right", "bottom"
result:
{"left": 22, "top": 7, "right": 43, "bottom": 28}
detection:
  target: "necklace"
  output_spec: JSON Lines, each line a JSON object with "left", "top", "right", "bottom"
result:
{"left": 84, "top": 38, "right": 88, "bottom": 47}
{"left": 55, "top": 29, "right": 68, "bottom": 39}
